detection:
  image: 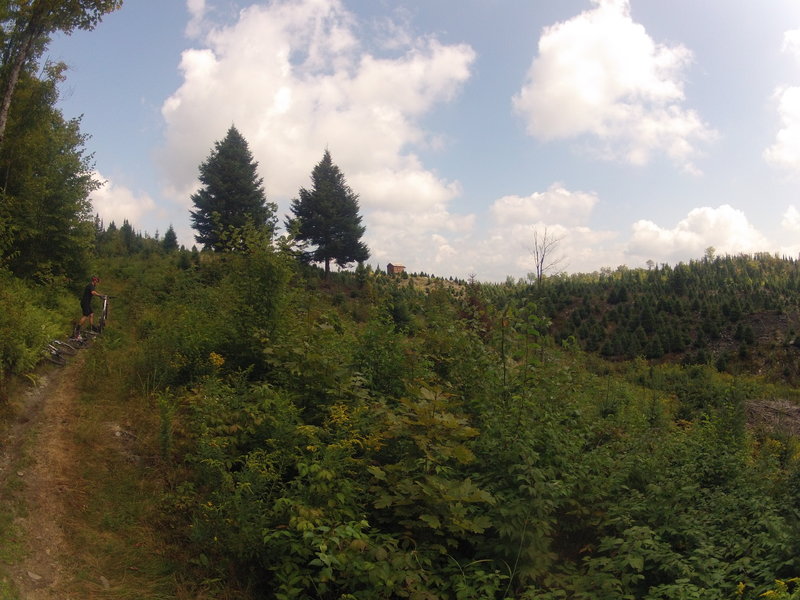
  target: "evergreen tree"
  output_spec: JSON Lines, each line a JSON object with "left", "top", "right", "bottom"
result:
{"left": 162, "top": 224, "right": 179, "bottom": 252}
{"left": 0, "top": 62, "right": 99, "bottom": 280}
{"left": 288, "top": 149, "right": 369, "bottom": 276}
{"left": 119, "top": 219, "right": 136, "bottom": 254}
{"left": 190, "top": 125, "right": 276, "bottom": 250}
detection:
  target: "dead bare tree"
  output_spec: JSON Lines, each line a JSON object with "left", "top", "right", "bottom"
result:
{"left": 529, "top": 226, "right": 565, "bottom": 284}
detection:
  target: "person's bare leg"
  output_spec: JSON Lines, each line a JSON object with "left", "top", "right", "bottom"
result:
{"left": 79, "top": 313, "right": 93, "bottom": 331}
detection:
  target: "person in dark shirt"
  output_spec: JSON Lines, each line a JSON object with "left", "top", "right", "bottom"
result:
{"left": 77, "top": 275, "right": 104, "bottom": 334}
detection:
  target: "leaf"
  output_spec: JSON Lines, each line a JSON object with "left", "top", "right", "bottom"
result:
{"left": 450, "top": 444, "right": 475, "bottom": 464}
{"left": 419, "top": 514, "right": 441, "bottom": 529}
{"left": 628, "top": 555, "right": 644, "bottom": 571}
{"left": 367, "top": 465, "right": 386, "bottom": 480}
{"left": 374, "top": 494, "right": 395, "bottom": 509}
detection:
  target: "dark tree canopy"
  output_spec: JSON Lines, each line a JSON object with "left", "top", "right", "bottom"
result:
{"left": 162, "top": 224, "right": 178, "bottom": 252}
{"left": 288, "top": 149, "right": 369, "bottom": 275}
{"left": 0, "top": 63, "right": 99, "bottom": 280}
{"left": 190, "top": 125, "right": 276, "bottom": 251}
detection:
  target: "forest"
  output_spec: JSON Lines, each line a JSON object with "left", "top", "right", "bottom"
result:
{"left": 3, "top": 2, "right": 800, "bottom": 599}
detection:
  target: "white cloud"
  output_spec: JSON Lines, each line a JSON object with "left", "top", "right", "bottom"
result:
{"left": 490, "top": 184, "right": 598, "bottom": 228}
{"left": 782, "top": 205, "right": 800, "bottom": 231}
{"left": 185, "top": 0, "right": 207, "bottom": 38}
{"left": 627, "top": 205, "right": 768, "bottom": 262}
{"left": 764, "top": 30, "right": 800, "bottom": 172}
{"left": 512, "top": 0, "right": 714, "bottom": 172}
{"left": 356, "top": 183, "right": 793, "bottom": 282}
{"left": 431, "top": 183, "right": 617, "bottom": 280}
{"left": 160, "top": 0, "right": 476, "bottom": 274}
{"left": 783, "top": 28, "right": 800, "bottom": 61}
{"left": 350, "top": 165, "right": 461, "bottom": 213}
{"left": 89, "top": 173, "right": 157, "bottom": 230}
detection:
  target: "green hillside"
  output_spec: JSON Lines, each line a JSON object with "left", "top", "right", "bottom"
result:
{"left": 4, "top": 235, "right": 800, "bottom": 598}
{"left": 514, "top": 254, "right": 800, "bottom": 382}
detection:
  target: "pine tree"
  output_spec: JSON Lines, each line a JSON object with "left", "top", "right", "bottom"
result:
{"left": 162, "top": 224, "right": 179, "bottom": 252}
{"left": 288, "top": 149, "right": 369, "bottom": 276}
{"left": 190, "top": 126, "right": 276, "bottom": 250}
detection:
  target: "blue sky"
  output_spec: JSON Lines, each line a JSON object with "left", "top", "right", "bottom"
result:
{"left": 48, "top": 0, "right": 800, "bottom": 281}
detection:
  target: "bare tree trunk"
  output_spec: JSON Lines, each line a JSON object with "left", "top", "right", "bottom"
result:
{"left": 0, "top": 10, "right": 43, "bottom": 149}
{"left": 0, "top": 38, "right": 32, "bottom": 147}
{"left": 530, "top": 226, "right": 565, "bottom": 284}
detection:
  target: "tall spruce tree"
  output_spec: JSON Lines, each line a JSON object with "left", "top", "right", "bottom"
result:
{"left": 190, "top": 126, "right": 276, "bottom": 250}
{"left": 162, "top": 224, "right": 178, "bottom": 252}
{"left": 288, "top": 149, "right": 369, "bottom": 276}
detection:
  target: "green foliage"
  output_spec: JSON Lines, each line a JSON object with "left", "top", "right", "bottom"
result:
{"left": 287, "top": 149, "right": 369, "bottom": 276}
{"left": 8, "top": 243, "right": 800, "bottom": 598}
{"left": 107, "top": 234, "right": 291, "bottom": 393}
{"left": 758, "top": 579, "right": 800, "bottom": 599}
{"left": 0, "top": 65, "right": 99, "bottom": 281}
{"left": 508, "top": 254, "right": 800, "bottom": 382}
{"left": 162, "top": 224, "right": 179, "bottom": 252}
{"left": 352, "top": 314, "right": 417, "bottom": 398}
{"left": 190, "top": 126, "right": 278, "bottom": 250}
{"left": 0, "top": 0, "right": 123, "bottom": 153}
{"left": 368, "top": 386, "right": 494, "bottom": 549}
{"left": 0, "top": 269, "right": 73, "bottom": 383}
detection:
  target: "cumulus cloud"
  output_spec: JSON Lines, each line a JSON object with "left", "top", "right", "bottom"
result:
{"left": 764, "top": 29, "right": 800, "bottom": 172}
{"left": 627, "top": 205, "right": 768, "bottom": 262}
{"left": 439, "top": 183, "right": 618, "bottom": 280}
{"left": 161, "top": 0, "right": 476, "bottom": 275}
{"left": 465, "top": 196, "right": 799, "bottom": 281}
{"left": 783, "top": 28, "right": 800, "bottom": 61}
{"left": 782, "top": 205, "right": 800, "bottom": 231}
{"left": 512, "top": 0, "right": 714, "bottom": 172}
{"left": 490, "top": 184, "right": 598, "bottom": 228}
{"left": 89, "top": 173, "right": 157, "bottom": 230}
{"left": 185, "top": 0, "right": 207, "bottom": 38}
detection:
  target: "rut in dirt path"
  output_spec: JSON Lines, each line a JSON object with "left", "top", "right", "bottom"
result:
{"left": 0, "top": 355, "right": 85, "bottom": 599}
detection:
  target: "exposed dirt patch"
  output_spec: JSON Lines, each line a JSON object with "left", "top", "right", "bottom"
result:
{"left": 747, "top": 397, "right": 800, "bottom": 437}
{"left": 0, "top": 356, "right": 85, "bottom": 599}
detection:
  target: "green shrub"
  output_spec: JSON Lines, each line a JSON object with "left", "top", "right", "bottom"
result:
{"left": 0, "top": 270, "right": 68, "bottom": 381}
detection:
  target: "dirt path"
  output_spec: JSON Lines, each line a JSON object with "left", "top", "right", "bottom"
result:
{"left": 0, "top": 356, "right": 85, "bottom": 599}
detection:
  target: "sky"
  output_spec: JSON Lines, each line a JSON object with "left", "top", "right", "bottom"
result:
{"left": 46, "top": 0, "right": 800, "bottom": 282}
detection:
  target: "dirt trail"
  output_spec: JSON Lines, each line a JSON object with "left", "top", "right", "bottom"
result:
{"left": 0, "top": 356, "right": 84, "bottom": 599}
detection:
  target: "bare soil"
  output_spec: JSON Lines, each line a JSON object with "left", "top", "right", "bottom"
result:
{"left": 747, "top": 397, "right": 800, "bottom": 437}
{"left": 0, "top": 357, "right": 85, "bottom": 599}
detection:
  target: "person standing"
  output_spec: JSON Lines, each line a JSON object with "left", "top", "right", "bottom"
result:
{"left": 77, "top": 275, "right": 104, "bottom": 335}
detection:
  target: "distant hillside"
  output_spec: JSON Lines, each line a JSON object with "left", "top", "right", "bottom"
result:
{"left": 509, "top": 253, "right": 800, "bottom": 382}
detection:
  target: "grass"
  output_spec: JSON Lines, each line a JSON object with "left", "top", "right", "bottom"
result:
{"left": 1, "top": 324, "right": 210, "bottom": 599}
{"left": 54, "top": 334, "right": 182, "bottom": 599}
{"left": 55, "top": 324, "right": 247, "bottom": 600}
{"left": 0, "top": 396, "right": 37, "bottom": 600}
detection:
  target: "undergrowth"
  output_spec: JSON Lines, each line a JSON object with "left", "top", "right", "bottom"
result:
{"left": 3, "top": 248, "right": 800, "bottom": 598}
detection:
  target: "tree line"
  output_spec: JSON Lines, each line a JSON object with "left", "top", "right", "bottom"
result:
{"left": 189, "top": 125, "right": 369, "bottom": 275}
{"left": 490, "top": 253, "right": 800, "bottom": 381}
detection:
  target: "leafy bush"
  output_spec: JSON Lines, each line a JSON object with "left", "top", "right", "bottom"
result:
{"left": 0, "top": 269, "right": 70, "bottom": 382}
